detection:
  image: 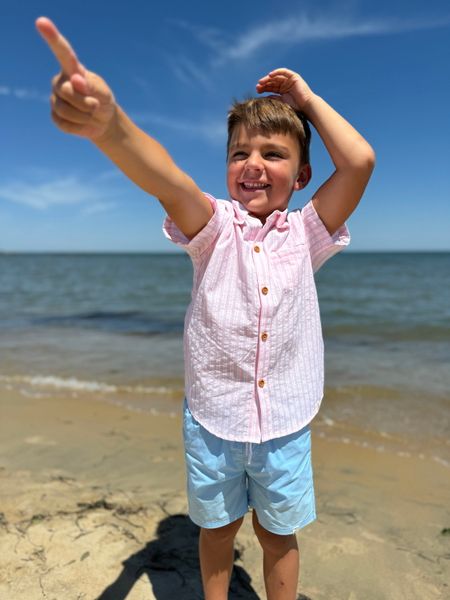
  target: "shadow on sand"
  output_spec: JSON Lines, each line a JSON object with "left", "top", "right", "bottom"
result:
{"left": 96, "top": 513, "right": 260, "bottom": 599}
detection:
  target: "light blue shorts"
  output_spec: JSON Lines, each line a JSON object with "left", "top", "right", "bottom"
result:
{"left": 182, "top": 398, "right": 316, "bottom": 535}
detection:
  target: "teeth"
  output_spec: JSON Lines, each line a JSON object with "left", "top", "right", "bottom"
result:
{"left": 242, "top": 183, "right": 269, "bottom": 189}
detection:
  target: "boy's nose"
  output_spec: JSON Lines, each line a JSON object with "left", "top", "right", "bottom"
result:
{"left": 244, "top": 153, "right": 263, "bottom": 173}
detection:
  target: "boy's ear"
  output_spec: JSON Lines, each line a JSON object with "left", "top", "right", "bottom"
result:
{"left": 294, "top": 164, "right": 312, "bottom": 190}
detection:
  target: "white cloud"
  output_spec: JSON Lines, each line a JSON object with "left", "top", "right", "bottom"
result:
{"left": 164, "top": 54, "right": 215, "bottom": 92}
{"left": 0, "top": 176, "right": 118, "bottom": 212}
{"left": 81, "top": 201, "right": 117, "bottom": 216}
{"left": 167, "top": 19, "right": 228, "bottom": 55}
{"left": 95, "top": 170, "right": 123, "bottom": 183}
{"left": 170, "top": 12, "right": 450, "bottom": 66}
{"left": 130, "top": 110, "right": 226, "bottom": 145}
{"left": 0, "top": 85, "right": 48, "bottom": 102}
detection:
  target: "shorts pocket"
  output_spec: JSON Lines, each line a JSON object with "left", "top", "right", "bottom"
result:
{"left": 183, "top": 399, "right": 201, "bottom": 437}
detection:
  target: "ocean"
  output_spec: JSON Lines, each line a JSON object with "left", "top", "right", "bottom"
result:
{"left": 1, "top": 252, "right": 449, "bottom": 465}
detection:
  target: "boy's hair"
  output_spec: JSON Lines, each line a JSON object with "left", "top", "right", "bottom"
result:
{"left": 226, "top": 96, "right": 311, "bottom": 167}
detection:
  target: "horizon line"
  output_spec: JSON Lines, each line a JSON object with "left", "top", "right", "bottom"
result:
{"left": 1, "top": 250, "right": 449, "bottom": 255}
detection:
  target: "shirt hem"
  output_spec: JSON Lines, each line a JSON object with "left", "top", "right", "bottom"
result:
{"left": 187, "top": 397, "right": 323, "bottom": 443}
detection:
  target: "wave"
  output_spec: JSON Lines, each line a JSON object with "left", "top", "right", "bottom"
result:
{"left": 1, "top": 310, "right": 185, "bottom": 336}
{"left": 324, "top": 323, "right": 450, "bottom": 342}
{"left": 0, "top": 373, "right": 178, "bottom": 395}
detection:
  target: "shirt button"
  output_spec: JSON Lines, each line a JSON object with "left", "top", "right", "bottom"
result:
{"left": 258, "top": 379, "right": 265, "bottom": 388}
{"left": 261, "top": 286, "right": 269, "bottom": 295}
{"left": 261, "top": 332, "right": 268, "bottom": 341}
{"left": 254, "top": 245, "right": 260, "bottom": 253}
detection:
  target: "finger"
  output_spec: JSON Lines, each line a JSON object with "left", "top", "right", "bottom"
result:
{"left": 54, "top": 78, "right": 99, "bottom": 113}
{"left": 263, "top": 74, "right": 293, "bottom": 85}
{"left": 258, "top": 70, "right": 288, "bottom": 81}
{"left": 51, "top": 109, "right": 86, "bottom": 136}
{"left": 256, "top": 82, "right": 279, "bottom": 93}
{"left": 36, "top": 16, "right": 85, "bottom": 78}
{"left": 268, "top": 68, "right": 296, "bottom": 77}
{"left": 71, "top": 73, "right": 90, "bottom": 96}
{"left": 51, "top": 94, "right": 97, "bottom": 125}
{"left": 257, "top": 81, "right": 277, "bottom": 88}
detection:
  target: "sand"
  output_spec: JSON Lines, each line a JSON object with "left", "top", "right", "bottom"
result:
{"left": 1, "top": 387, "right": 449, "bottom": 600}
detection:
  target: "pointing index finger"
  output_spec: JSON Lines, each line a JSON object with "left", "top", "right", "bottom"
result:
{"left": 35, "top": 17, "right": 85, "bottom": 78}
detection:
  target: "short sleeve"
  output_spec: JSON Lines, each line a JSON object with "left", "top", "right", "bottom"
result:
{"left": 162, "top": 193, "right": 227, "bottom": 260}
{"left": 301, "top": 199, "right": 351, "bottom": 273}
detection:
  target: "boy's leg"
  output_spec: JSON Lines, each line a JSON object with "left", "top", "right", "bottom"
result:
{"left": 199, "top": 516, "right": 244, "bottom": 600}
{"left": 252, "top": 510, "right": 299, "bottom": 600}
{"left": 246, "top": 422, "right": 315, "bottom": 599}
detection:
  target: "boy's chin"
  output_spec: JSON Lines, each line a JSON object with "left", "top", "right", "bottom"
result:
{"left": 238, "top": 194, "right": 268, "bottom": 207}
{"left": 243, "top": 201, "right": 271, "bottom": 221}
{"left": 239, "top": 198, "right": 266, "bottom": 215}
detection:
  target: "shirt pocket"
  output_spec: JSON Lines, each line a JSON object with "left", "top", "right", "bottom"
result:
{"left": 270, "top": 241, "right": 311, "bottom": 280}
{"left": 272, "top": 240, "right": 307, "bottom": 258}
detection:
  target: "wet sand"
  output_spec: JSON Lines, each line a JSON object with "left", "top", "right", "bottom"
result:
{"left": 1, "top": 387, "right": 449, "bottom": 599}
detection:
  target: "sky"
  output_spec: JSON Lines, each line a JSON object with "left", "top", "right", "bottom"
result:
{"left": 1, "top": 0, "right": 450, "bottom": 252}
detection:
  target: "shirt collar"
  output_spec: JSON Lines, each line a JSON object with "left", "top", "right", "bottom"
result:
{"left": 230, "top": 198, "right": 289, "bottom": 231}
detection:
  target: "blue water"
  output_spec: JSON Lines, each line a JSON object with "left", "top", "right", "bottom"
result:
{"left": 1, "top": 252, "right": 449, "bottom": 449}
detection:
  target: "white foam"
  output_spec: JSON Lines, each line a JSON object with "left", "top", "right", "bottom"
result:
{"left": 0, "top": 373, "right": 117, "bottom": 393}
{"left": 27, "top": 375, "right": 118, "bottom": 393}
{"left": 432, "top": 455, "right": 450, "bottom": 468}
{"left": 18, "top": 388, "right": 46, "bottom": 398}
{"left": 0, "top": 374, "right": 176, "bottom": 396}
{"left": 123, "top": 384, "right": 173, "bottom": 395}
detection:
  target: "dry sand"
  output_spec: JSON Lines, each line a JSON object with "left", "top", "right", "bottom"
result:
{"left": 1, "top": 387, "right": 449, "bottom": 599}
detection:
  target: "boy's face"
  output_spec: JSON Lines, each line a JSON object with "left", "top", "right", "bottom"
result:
{"left": 226, "top": 126, "right": 311, "bottom": 222}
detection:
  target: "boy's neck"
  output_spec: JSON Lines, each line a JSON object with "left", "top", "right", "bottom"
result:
{"left": 231, "top": 197, "right": 289, "bottom": 225}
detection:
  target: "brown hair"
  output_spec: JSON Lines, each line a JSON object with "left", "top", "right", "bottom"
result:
{"left": 227, "top": 96, "right": 311, "bottom": 166}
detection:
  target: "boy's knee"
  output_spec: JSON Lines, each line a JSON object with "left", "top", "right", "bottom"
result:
{"left": 201, "top": 516, "right": 244, "bottom": 541}
{"left": 252, "top": 510, "right": 296, "bottom": 553}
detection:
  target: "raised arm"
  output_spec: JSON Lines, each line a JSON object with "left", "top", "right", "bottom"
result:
{"left": 257, "top": 68, "right": 376, "bottom": 236}
{"left": 35, "top": 17, "right": 213, "bottom": 240}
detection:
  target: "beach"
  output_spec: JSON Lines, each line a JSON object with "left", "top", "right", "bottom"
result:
{"left": 1, "top": 383, "right": 449, "bottom": 600}
{"left": 1, "top": 251, "right": 449, "bottom": 598}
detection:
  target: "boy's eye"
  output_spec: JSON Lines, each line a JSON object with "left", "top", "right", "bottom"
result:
{"left": 231, "top": 151, "right": 283, "bottom": 159}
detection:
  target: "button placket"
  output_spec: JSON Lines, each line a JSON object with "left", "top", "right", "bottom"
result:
{"left": 252, "top": 241, "right": 271, "bottom": 437}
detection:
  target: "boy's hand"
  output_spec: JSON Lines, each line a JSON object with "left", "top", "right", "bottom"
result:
{"left": 256, "top": 68, "right": 314, "bottom": 112}
{"left": 35, "top": 17, "right": 117, "bottom": 142}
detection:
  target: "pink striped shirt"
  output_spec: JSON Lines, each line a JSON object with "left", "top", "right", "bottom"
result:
{"left": 163, "top": 193, "right": 350, "bottom": 442}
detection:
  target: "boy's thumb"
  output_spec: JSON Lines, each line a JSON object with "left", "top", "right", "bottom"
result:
{"left": 71, "top": 72, "right": 90, "bottom": 96}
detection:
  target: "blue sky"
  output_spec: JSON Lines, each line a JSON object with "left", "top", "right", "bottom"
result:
{"left": 1, "top": 0, "right": 449, "bottom": 252}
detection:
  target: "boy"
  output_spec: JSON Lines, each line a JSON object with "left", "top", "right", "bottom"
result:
{"left": 36, "top": 16, "right": 375, "bottom": 600}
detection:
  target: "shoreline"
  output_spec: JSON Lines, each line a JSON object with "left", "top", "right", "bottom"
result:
{"left": 1, "top": 387, "right": 449, "bottom": 599}
{"left": 3, "top": 371, "right": 449, "bottom": 469}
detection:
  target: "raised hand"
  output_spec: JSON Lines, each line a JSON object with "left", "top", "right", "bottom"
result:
{"left": 35, "top": 17, "right": 117, "bottom": 141}
{"left": 256, "top": 68, "right": 314, "bottom": 112}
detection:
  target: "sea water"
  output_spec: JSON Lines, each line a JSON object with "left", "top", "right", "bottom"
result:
{"left": 1, "top": 251, "right": 449, "bottom": 463}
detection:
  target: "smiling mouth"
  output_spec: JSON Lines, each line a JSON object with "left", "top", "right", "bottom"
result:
{"left": 240, "top": 182, "right": 270, "bottom": 191}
